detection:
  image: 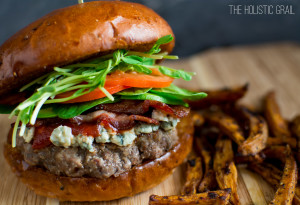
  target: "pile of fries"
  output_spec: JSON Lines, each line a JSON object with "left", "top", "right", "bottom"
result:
{"left": 149, "top": 84, "right": 300, "bottom": 205}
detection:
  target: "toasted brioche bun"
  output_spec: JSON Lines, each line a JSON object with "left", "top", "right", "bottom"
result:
{"left": 0, "top": 1, "right": 174, "bottom": 96}
{"left": 4, "top": 115, "right": 193, "bottom": 201}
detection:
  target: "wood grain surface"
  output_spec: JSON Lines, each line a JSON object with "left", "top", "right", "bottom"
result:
{"left": 1, "top": 42, "right": 299, "bottom": 205}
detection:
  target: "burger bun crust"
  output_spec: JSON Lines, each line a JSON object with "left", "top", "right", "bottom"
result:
{"left": 0, "top": 1, "right": 174, "bottom": 97}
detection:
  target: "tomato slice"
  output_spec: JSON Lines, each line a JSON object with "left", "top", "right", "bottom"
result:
{"left": 104, "top": 70, "right": 173, "bottom": 88}
{"left": 56, "top": 84, "right": 129, "bottom": 103}
{"left": 56, "top": 70, "right": 173, "bottom": 103}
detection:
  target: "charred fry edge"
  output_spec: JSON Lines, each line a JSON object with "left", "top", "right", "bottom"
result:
{"left": 237, "top": 106, "right": 268, "bottom": 156}
{"left": 149, "top": 189, "right": 231, "bottom": 205}
{"left": 181, "top": 157, "right": 203, "bottom": 195}
{"left": 194, "top": 136, "right": 218, "bottom": 192}
{"left": 214, "top": 138, "right": 241, "bottom": 205}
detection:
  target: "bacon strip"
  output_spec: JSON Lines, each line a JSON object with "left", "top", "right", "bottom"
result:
{"left": 95, "top": 100, "right": 190, "bottom": 118}
{"left": 31, "top": 100, "right": 188, "bottom": 150}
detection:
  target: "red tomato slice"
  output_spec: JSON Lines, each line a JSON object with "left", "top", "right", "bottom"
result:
{"left": 56, "top": 70, "right": 173, "bottom": 103}
{"left": 56, "top": 84, "right": 129, "bottom": 103}
{"left": 104, "top": 70, "right": 173, "bottom": 88}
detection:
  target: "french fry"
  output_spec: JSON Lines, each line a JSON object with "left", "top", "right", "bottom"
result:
{"left": 249, "top": 162, "right": 300, "bottom": 205}
{"left": 192, "top": 112, "right": 205, "bottom": 127}
{"left": 235, "top": 152, "right": 265, "bottom": 164}
{"left": 204, "top": 111, "right": 245, "bottom": 145}
{"left": 236, "top": 106, "right": 268, "bottom": 156}
{"left": 149, "top": 189, "right": 231, "bottom": 205}
{"left": 188, "top": 83, "right": 248, "bottom": 109}
{"left": 194, "top": 136, "right": 214, "bottom": 174}
{"left": 214, "top": 138, "right": 241, "bottom": 205}
{"left": 263, "top": 145, "right": 287, "bottom": 162}
{"left": 264, "top": 91, "right": 296, "bottom": 148}
{"left": 181, "top": 157, "right": 203, "bottom": 195}
{"left": 263, "top": 146, "right": 297, "bottom": 205}
{"left": 267, "top": 137, "right": 297, "bottom": 149}
{"left": 291, "top": 115, "right": 300, "bottom": 137}
{"left": 194, "top": 136, "right": 218, "bottom": 192}
{"left": 197, "top": 170, "right": 217, "bottom": 193}
{"left": 291, "top": 115, "right": 300, "bottom": 163}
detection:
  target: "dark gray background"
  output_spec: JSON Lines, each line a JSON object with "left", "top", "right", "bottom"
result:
{"left": 0, "top": 0, "right": 299, "bottom": 57}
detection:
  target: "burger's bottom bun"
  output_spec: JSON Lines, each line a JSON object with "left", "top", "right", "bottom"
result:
{"left": 4, "top": 115, "right": 193, "bottom": 202}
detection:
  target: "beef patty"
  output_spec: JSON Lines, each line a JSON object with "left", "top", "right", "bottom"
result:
{"left": 16, "top": 128, "right": 178, "bottom": 179}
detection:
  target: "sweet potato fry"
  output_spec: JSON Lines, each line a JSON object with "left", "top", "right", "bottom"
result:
{"left": 188, "top": 83, "right": 248, "bottom": 109}
{"left": 192, "top": 112, "right": 205, "bottom": 127}
{"left": 204, "top": 111, "right": 245, "bottom": 145}
{"left": 149, "top": 189, "right": 231, "bottom": 205}
{"left": 236, "top": 106, "right": 268, "bottom": 156}
{"left": 263, "top": 146, "right": 297, "bottom": 205}
{"left": 249, "top": 162, "right": 300, "bottom": 205}
{"left": 291, "top": 115, "right": 300, "bottom": 163}
{"left": 197, "top": 170, "right": 217, "bottom": 193}
{"left": 194, "top": 136, "right": 214, "bottom": 174}
{"left": 264, "top": 91, "right": 296, "bottom": 148}
{"left": 263, "top": 145, "right": 287, "bottom": 162}
{"left": 181, "top": 157, "right": 203, "bottom": 195}
{"left": 291, "top": 115, "right": 300, "bottom": 137}
{"left": 267, "top": 137, "right": 297, "bottom": 149}
{"left": 194, "top": 136, "right": 218, "bottom": 192}
{"left": 235, "top": 152, "right": 265, "bottom": 164}
{"left": 214, "top": 138, "right": 240, "bottom": 205}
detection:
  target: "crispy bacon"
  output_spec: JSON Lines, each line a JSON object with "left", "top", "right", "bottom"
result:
{"left": 96, "top": 100, "right": 150, "bottom": 115}
{"left": 32, "top": 125, "right": 55, "bottom": 149}
{"left": 96, "top": 114, "right": 159, "bottom": 132}
{"left": 30, "top": 100, "right": 188, "bottom": 150}
{"left": 95, "top": 100, "right": 189, "bottom": 118}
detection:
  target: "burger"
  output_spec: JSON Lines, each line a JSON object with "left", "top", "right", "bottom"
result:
{"left": 0, "top": 1, "right": 206, "bottom": 201}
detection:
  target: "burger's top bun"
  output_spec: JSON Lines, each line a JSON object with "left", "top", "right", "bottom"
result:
{"left": 0, "top": 1, "right": 174, "bottom": 96}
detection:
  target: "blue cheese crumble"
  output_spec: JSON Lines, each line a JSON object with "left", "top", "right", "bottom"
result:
{"left": 23, "top": 127, "right": 35, "bottom": 143}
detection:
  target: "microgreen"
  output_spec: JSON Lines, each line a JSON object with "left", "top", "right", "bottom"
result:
{"left": 158, "top": 66, "right": 195, "bottom": 81}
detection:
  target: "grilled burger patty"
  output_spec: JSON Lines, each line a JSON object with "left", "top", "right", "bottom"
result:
{"left": 16, "top": 128, "right": 178, "bottom": 179}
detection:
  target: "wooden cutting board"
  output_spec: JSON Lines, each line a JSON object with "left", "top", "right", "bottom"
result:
{"left": 1, "top": 42, "right": 300, "bottom": 205}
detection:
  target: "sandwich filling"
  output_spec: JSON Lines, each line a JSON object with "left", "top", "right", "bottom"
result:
{"left": 15, "top": 102, "right": 187, "bottom": 178}
{"left": 1, "top": 35, "right": 206, "bottom": 178}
